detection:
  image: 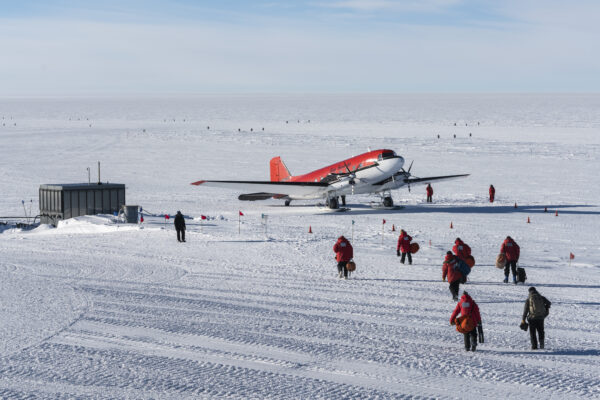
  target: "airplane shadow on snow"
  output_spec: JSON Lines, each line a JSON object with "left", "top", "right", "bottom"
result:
{"left": 346, "top": 203, "right": 600, "bottom": 216}
{"left": 270, "top": 203, "right": 600, "bottom": 216}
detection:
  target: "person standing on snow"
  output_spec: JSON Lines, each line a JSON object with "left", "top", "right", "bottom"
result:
{"left": 442, "top": 251, "right": 463, "bottom": 301}
{"left": 501, "top": 236, "right": 520, "bottom": 283}
{"left": 489, "top": 185, "right": 495, "bottom": 203}
{"left": 522, "top": 287, "right": 551, "bottom": 350}
{"left": 452, "top": 238, "right": 471, "bottom": 261}
{"left": 333, "top": 236, "right": 353, "bottom": 279}
{"left": 426, "top": 184, "right": 433, "bottom": 203}
{"left": 174, "top": 211, "right": 186, "bottom": 242}
{"left": 450, "top": 291, "right": 482, "bottom": 351}
{"left": 396, "top": 229, "right": 413, "bottom": 265}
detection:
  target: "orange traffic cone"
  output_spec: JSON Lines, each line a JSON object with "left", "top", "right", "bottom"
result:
{"left": 308, "top": 225, "right": 312, "bottom": 233}
{"left": 555, "top": 210, "right": 558, "bottom": 217}
{"left": 527, "top": 217, "right": 530, "bottom": 223}
{"left": 392, "top": 224, "right": 396, "bottom": 232}
{"left": 514, "top": 202, "right": 518, "bottom": 208}
{"left": 450, "top": 222, "right": 453, "bottom": 229}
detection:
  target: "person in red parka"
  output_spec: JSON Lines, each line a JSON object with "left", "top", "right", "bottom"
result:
{"left": 442, "top": 251, "right": 463, "bottom": 300}
{"left": 452, "top": 238, "right": 471, "bottom": 261}
{"left": 450, "top": 290, "right": 482, "bottom": 351}
{"left": 501, "top": 236, "right": 520, "bottom": 284}
{"left": 426, "top": 184, "right": 433, "bottom": 203}
{"left": 489, "top": 185, "right": 495, "bottom": 203}
{"left": 396, "top": 229, "right": 412, "bottom": 265}
{"left": 333, "top": 235, "right": 353, "bottom": 279}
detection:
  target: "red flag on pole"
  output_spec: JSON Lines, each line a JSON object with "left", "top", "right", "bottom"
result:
{"left": 570, "top": 253, "right": 575, "bottom": 260}
{"left": 382, "top": 219, "right": 386, "bottom": 224}
{"left": 201, "top": 215, "right": 207, "bottom": 220}
{"left": 165, "top": 214, "right": 170, "bottom": 220}
{"left": 239, "top": 211, "right": 244, "bottom": 216}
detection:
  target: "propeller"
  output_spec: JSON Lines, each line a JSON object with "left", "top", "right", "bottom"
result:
{"left": 401, "top": 160, "right": 414, "bottom": 192}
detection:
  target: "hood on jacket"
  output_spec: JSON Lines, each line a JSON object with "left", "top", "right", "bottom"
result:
{"left": 461, "top": 291, "right": 473, "bottom": 303}
{"left": 444, "top": 251, "right": 455, "bottom": 262}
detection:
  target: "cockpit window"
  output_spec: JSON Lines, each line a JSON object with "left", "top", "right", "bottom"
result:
{"left": 380, "top": 151, "right": 396, "bottom": 160}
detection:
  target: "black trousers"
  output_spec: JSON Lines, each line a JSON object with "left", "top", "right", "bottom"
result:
{"left": 400, "top": 252, "right": 412, "bottom": 264}
{"left": 427, "top": 195, "right": 432, "bottom": 202}
{"left": 449, "top": 280, "right": 460, "bottom": 299}
{"left": 337, "top": 261, "right": 348, "bottom": 278}
{"left": 177, "top": 228, "right": 185, "bottom": 242}
{"left": 504, "top": 261, "right": 517, "bottom": 278}
{"left": 464, "top": 328, "right": 478, "bottom": 350}
{"left": 529, "top": 318, "right": 545, "bottom": 349}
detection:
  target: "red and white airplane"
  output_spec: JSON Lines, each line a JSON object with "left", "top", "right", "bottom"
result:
{"left": 191, "top": 149, "right": 468, "bottom": 209}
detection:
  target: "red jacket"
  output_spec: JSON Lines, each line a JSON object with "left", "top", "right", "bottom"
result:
{"left": 501, "top": 238, "right": 520, "bottom": 262}
{"left": 442, "top": 254, "right": 463, "bottom": 283}
{"left": 452, "top": 239, "right": 471, "bottom": 260}
{"left": 397, "top": 231, "right": 412, "bottom": 253}
{"left": 450, "top": 293, "right": 482, "bottom": 325}
{"left": 426, "top": 185, "right": 433, "bottom": 196}
{"left": 489, "top": 186, "right": 495, "bottom": 197}
{"left": 333, "top": 236, "right": 353, "bottom": 262}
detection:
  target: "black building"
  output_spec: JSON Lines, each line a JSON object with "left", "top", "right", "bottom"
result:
{"left": 39, "top": 183, "right": 126, "bottom": 225}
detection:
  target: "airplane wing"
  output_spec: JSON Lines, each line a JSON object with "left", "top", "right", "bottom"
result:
{"left": 191, "top": 180, "right": 329, "bottom": 199}
{"left": 403, "top": 174, "right": 470, "bottom": 185}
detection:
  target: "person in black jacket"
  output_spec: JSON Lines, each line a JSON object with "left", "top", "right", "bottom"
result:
{"left": 522, "top": 287, "right": 551, "bottom": 349}
{"left": 174, "top": 211, "right": 186, "bottom": 242}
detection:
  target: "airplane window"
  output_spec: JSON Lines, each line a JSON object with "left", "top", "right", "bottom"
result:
{"left": 381, "top": 151, "right": 396, "bottom": 160}
{"left": 377, "top": 154, "right": 383, "bottom": 161}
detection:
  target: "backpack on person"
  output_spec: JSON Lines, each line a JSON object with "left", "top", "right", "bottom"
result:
{"left": 456, "top": 314, "right": 476, "bottom": 334}
{"left": 454, "top": 258, "right": 471, "bottom": 277}
{"left": 529, "top": 293, "right": 548, "bottom": 319}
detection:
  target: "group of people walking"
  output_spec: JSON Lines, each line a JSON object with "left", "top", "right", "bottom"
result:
{"left": 333, "top": 229, "right": 550, "bottom": 351}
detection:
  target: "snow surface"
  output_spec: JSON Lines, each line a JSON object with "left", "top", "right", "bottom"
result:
{"left": 1, "top": 94, "right": 599, "bottom": 398}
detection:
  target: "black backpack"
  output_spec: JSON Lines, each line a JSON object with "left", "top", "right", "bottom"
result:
{"left": 529, "top": 293, "right": 548, "bottom": 319}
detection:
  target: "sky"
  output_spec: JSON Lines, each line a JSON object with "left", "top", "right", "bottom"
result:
{"left": 0, "top": 0, "right": 599, "bottom": 95}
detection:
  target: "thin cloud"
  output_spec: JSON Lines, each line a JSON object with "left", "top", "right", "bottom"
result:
{"left": 315, "top": 0, "right": 463, "bottom": 13}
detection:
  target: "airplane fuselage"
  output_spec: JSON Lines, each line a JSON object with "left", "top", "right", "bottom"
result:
{"left": 285, "top": 150, "right": 405, "bottom": 200}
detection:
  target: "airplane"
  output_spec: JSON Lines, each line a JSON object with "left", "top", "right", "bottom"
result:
{"left": 191, "top": 149, "right": 468, "bottom": 209}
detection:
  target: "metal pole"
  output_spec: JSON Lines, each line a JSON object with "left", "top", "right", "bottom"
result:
{"left": 97, "top": 161, "right": 101, "bottom": 184}
{"left": 22, "top": 200, "right": 29, "bottom": 223}
{"left": 87, "top": 167, "right": 90, "bottom": 184}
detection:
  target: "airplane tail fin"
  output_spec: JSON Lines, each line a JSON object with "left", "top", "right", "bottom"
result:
{"left": 270, "top": 156, "right": 292, "bottom": 182}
